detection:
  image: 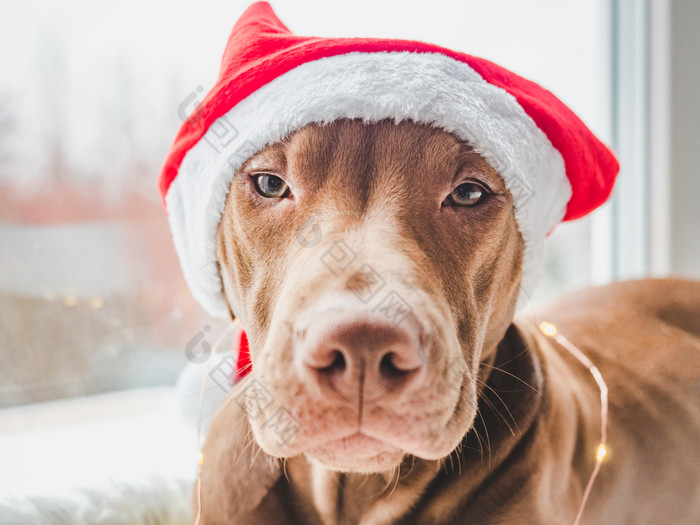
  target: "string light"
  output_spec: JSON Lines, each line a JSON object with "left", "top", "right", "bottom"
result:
{"left": 539, "top": 321, "right": 558, "bottom": 337}
{"left": 90, "top": 298, "right": 103, "bottom": 309}
{"left": 539, "top": 321, "right": 609, "bottom": 525}
{"left": 63, "top": 295, "right": 77, "bottom": 307}
{"left": 596, "top": 444, "right": 608, "bottom": 462}
{"left": 193, "top": 319, "right": 242, "bottom": 525}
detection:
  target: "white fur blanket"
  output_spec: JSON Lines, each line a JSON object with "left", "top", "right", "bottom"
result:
{"left": 0, "top": 382, "right": 229, "bottom": 525}
{"left": 0, "top": 478, "right": 191, "bottom": 525}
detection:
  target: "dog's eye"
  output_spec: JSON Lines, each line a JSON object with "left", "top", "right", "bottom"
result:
{"left": 444, "top": 182, "right": 488, "bottom": 207}
{"left": 252, "top": 174, "right": 290, "bottom": 198}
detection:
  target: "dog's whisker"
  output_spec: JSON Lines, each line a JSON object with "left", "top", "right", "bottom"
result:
{"left": 451, "top": 445, "right": 463, "bottom": 477}
{"left": 372, "top": 475, "right": 388, "bottom": 499}
{"left": 224, "top": 413, "right": 253, "bottom": 453}
{"left": 447, "top": 447, "right": 455, "bottom": 474}
{"left": 249, "top": 441, "right": 264, "bottom": 469}
{"left": 517, "top": 283, "right": 538, "bottom": 321}
{"left": 480, "top": 387, "right": 529, "bottom": 394}
{"left": 179, "top": 382, "right": 235, "bottom": 401}
{"left": 384, "top": 465, "right": 402, "bottom": 500}
{"left": 401, "top": 454, "right": 416, "bottom": 480}
{"left": 357, "top": 474, "right": 370, "bottom": 490}
{"left": 376, "top": 467, "right": 398, "bottom": 499}
{"left": 282, "top": 458, "right": 291, "bottom": 483}
{"left": 480, "top": 393, "right": 517, "bottom": 438}
{"left": 235, "top": 362, "right": 254, "bottom": 375}
{"left": 233, "top": 427, "right": 258, "bottom": 467}
{"left": 233, "top": 436, "right": 254, "bottom": 468}
{"left": 477, "top": 408, "right": 492, "bottom": 469}
{"left": 480, "top": 347, "right": 531, "bottom": 370}
{"left": 444, "top": 454, "right": 453, "bottom": 475}
{"left": 436, "top": 456, "right": 444, "bottom": 475}
{"left": 482, "top": 382, "right": 520, "bottom": 436}
{"left": 481, "top": 362, "right": 541, "bottom": 394}
{"left": 477, "top": 382, "right": 518, "bottom": 438}
{"left": 469, "top": 420, "right": 485, "bottom": 462}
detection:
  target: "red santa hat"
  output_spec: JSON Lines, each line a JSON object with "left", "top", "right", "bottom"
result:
{"left": 160, "top": 1, "right": 619, "bottom": 318}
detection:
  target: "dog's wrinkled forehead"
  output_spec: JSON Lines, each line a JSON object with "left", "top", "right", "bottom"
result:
{"left": 241, "top": 120, "right": 507, "bottom": 196}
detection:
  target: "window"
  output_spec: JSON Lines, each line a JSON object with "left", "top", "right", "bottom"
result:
{"left": 0, "top": 0, "right": 632, "bottom": 515}
{"left": 0, "top": 0, "right": 616, "bottom": 409}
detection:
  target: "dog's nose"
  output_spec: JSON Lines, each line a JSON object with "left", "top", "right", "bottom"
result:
{"left": 296, "top": 309, "right": 425, "bottom": 400}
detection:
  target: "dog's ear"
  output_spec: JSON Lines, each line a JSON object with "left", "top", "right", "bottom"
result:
{"left": 197, "top": 389, "right": 283, "bottom": 523}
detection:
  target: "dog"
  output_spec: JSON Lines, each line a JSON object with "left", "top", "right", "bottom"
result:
{"left": 192, "top": 119, "right": 700, "bottom": 524}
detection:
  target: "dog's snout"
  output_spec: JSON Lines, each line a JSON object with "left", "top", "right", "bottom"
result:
{"left": 296, "top": 309, "right": 425, "bottom": 400}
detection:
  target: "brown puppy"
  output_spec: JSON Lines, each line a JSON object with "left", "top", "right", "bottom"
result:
{"left": 199, "top": 119, "right": 700, "bottom": 524}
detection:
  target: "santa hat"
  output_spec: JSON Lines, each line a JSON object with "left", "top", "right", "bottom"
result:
{"left": 160, "top": 1, "right": 619, "bottom": 319}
